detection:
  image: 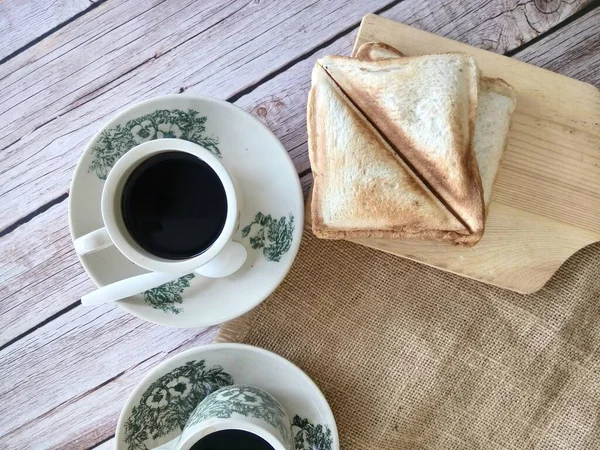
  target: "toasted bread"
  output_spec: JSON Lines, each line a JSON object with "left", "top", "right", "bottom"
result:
{"left": 318, "top": 53, "right": 485, "bottom": 242}
{"left": 474, "top": 78, "right": 516, "bottom": 206}
{"left": 308, "top": 64, "right": 470, "bottom": 242}
{"left": 356, "top": 42, "right": 516, "bottom": 208}
{"left": 355, "top": 41, "right": 403, "bottom": 61}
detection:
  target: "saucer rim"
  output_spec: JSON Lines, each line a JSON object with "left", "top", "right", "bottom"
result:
{"left": 114, "top": 343, "right": 339, "bottom": 450}
{"left": 68, "top": 94, "right": 304, "bottom": 327}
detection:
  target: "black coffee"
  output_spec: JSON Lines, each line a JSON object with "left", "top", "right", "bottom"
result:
{"left": 121, "top": 151, "right": 227, "bottom": 259}
{"left": 189, "top": 429, "right": 275, "bottom": 450}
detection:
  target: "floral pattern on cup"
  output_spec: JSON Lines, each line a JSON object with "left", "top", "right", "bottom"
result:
{"left": 124, "top": 360, "right": 234, "bottom": 450}
{"left": 186, "top": 385, "right": 293, "bottom": 447}
{"left": 292, "top": 415, "right": 333, "bottom": 450}
{"left": 142, "top": 273, "right": 195, "bottom": 314}
{"left": 88, "top": 109, "right": 220, "bottom": 180}
{"left": 242, "top": 212, "right": 295, "bottom": 262}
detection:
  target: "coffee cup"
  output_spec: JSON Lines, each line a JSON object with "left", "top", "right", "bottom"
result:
{"left": 74, "top": 138, "right": 246, "bottom": 278}
{"left": 157, "top": 384, "right": 293, "bottom": 450}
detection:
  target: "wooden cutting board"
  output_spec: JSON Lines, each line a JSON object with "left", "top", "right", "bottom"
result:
{"left": 305, "top": 14, "right": 600, "bottom": 294}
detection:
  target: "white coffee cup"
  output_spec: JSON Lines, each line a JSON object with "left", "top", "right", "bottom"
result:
{"left": 74, "top": 138, "right": 246, "bottom": 277}
{"left": 157, "top": 384, "right": 293, "bottom": 450}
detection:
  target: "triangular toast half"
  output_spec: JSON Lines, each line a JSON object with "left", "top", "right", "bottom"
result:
{"left": 318, "top": 53, "right": 485, "bottom": 242}
{"left": 355, "top": 42, "right": 516, "bottom": 209}
{"left": 308, "top": 64, "right": 469, "bottom": 242}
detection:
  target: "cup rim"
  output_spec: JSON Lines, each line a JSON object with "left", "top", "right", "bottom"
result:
{"left": 101, "top": 138, "right": 238, "bottom": 274}
{"left": 178, "top": 419, "right": 288, "bottom": 450}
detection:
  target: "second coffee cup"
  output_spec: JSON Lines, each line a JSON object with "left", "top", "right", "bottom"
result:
{"left": 158, "top": 384, "right": 293, "bottom": 450}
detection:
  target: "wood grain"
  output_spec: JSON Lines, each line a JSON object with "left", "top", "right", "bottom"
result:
{"left": 0, "top": 200, "right": 93, "bottom": 347}
{"left": 394, "top": 0, "right": 596, "bottom": 53}
{"left": 0, "top": 301, "right": 217, "bottom": 449}
{"left": 316, "top": 15, "right": 600, "bottom": 293}
{"left": 515, "top": 6, "right": 600, "bottom": 87}
{"left": 0, "top": 0, "right": 97, "bottom": 60}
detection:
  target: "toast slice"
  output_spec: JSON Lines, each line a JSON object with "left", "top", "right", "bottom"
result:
{"left": 473, "top": 78, "right": 517, "bottom": 206}
{"left": 355, "top": 42, "right": 517, "bottom": 208}
{"left": 318, "top": 53, "right": 485, "bottom": 242}
{"left": 308, "top": 64, "right": 469, "bottom": 241}
{"left": 355, "top": 41, "right": 404, "bottom": 61}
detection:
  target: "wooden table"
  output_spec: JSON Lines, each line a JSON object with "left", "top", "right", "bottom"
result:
{"left": 0, "top": 1, "right": 598, "bottom": 448}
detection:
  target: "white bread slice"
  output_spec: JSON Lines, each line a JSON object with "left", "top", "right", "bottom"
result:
{"left": 356, "top": 42, "right": 516, "bottom": 207}
{"left": 473, "top": 78, "right": 516, "bottom": 206}
{"left": 308, "top": 64, "right": 469, "bottom": 241}
{"left": 318, "top": 53, "right": 485, "bottom": 243}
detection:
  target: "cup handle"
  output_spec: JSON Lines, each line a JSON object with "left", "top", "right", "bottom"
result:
{"left": 195, "top": 241, "right": 247, "bottom": 278}
{"left": 74, "top": 227, "right": 113, "bottom": 255}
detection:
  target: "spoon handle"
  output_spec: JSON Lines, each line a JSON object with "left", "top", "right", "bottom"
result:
{"left": 81, "top": 271, "right": 180, "bottom": 306}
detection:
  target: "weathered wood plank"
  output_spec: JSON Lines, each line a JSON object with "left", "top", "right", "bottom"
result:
{"left": 0, "top": 0, "right": 96, "bottom": 61}
{"left": 2, "top": 0, "right": 596, "bottom": 352}
{"left": 401, "top": 0, "right": 594, "bottom": 54}
{"left": 0, "top": 0, "right": 394, "bottom": 232}
{"left": 0, "top": 199, "right": 93, "bottom": 347}
{"left": 515, "top": 7, "right": 600, "bottom": 87}
{"left": 0, "top": 301, "right": 217, "bottom": 448}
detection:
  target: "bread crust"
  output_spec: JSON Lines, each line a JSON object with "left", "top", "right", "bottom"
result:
{"left": 355, "top": 41, "right": 401, "bottom": 61}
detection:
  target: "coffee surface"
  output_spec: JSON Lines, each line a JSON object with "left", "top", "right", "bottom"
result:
{"left": 189, "top": 429, "right": 275, "bottom": 450}
{"left": 122, "top": 151, "right": 228, "bottom": 259}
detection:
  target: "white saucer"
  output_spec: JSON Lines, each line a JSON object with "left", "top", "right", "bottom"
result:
{"left": 69, "top": 95, "right": 303, "bottom": 327}
{"left": 115, "top": 343, "right": 339, "bottom": 450}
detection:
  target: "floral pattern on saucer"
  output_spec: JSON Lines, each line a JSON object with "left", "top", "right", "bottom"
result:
{"left": 124, "top": 360, "right": 234, "bottom": 450}
{"left": 116, "top": 345, "right": 337, "bottom": 450}
{"left": 122, "top": 361, "right": 333, "bottom": 450}
{"left": 88, "top": 109, "right": 220, "bottom": 179}
{"left": 292, "top": 415, "right": 333, "bottom": 450}
{"left": 242, "top": 212, "right": 295, "bottom": 262}
{"left": 143, "top": 274, "right": 196, "bottom": 314}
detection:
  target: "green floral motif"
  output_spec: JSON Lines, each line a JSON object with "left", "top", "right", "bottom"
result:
{"left": 292, "top": 415, "right": 333, "bottom": 450}
{"left": 88, "top": 109, "right": 220, "bottom": 179}
{"left": 241, "top": 212, "right": 295, "bottom": 262}
{"left": 187, "top": 385, "right": 292, "bottom": 446}
{"left": 124, "top": 360, "right": 234, "bottom": 450}
{"left": 143, "top": 274, "right": 195, "bottom": 314}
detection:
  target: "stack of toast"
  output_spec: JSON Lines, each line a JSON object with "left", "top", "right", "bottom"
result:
{"left": 307, "top": 42, "right": 516, "bottom": 246}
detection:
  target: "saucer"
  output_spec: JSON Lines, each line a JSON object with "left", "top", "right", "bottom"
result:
{"left": 69, "top": 95, "right": 303, "bottom": 327}
{"left": 115, "top": 343, "right": 339, "bottom": 450}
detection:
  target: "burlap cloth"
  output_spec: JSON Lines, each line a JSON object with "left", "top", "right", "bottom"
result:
{"left": 217, "top": 230, "right": 600, "bottom": 449}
